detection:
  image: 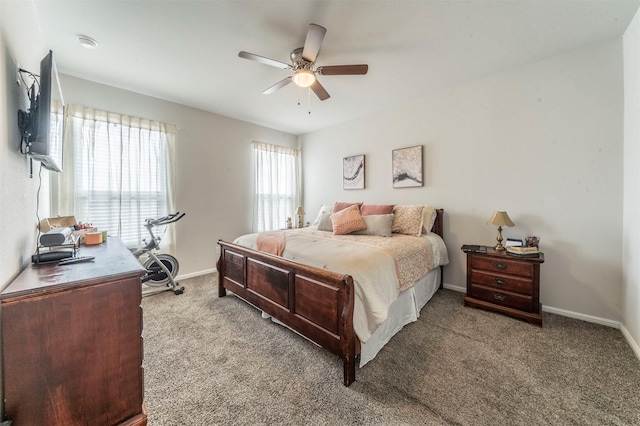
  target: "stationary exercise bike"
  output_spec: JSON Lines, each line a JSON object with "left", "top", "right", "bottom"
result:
{"left": 132, "top": 212, "right": 185, "bottom": 296}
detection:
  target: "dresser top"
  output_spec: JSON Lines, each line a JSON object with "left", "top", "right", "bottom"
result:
{"left": 2, "top": 237, "right": 145, "bottom": 300}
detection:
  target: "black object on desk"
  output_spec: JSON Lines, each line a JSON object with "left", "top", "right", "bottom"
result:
{"left": 31, "top": 250, "right": 74, "bottom": 264}
{"left": 461, "top": 244, "right": 487, "bottom": 253}
{"left": 58, "top": 256, "right": 95, "bottom": 265}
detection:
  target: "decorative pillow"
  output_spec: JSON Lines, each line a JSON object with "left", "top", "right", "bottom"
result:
{"left": 391, "top": 205, "right": 424, "bottom": 237}
{"left": 317, "top": 212, "right": 333, "bottom": 232}
{"left": 360, "top": 204, "right": 394, "bottom": 216}
{"left": 330, "top": 205, "right": 367, "bottom": 235}
{"left": 352, "top": 214, "right": 394, "bottom": 237}
{"left": 312, "top": 204, "right": 330, "bottom": 226}
{"left": 332, "top": 202, "right": 363, "bottom": 213}
{"left": 422, "top": 205, "right": 438, "bottom": 234}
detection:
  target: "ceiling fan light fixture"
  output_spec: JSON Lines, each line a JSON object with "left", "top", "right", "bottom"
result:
{"left": 239, "top": 23, "right": 366, "bottom": 101}
{"left": 292, "top": 70, "right": 316, "bottom": 87}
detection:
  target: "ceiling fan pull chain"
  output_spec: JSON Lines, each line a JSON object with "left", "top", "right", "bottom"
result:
{"left": 308, "top": 87, "right": 311, "bottom": 115}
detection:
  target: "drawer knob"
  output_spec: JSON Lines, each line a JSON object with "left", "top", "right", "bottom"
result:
{"left": 494, "top": 262, "right": 507, "bottom": 271}
{"left": 493, "top": 293, "right": 506, "bottom": 301}
{"left": 494, "top": 278, "right": 506, "bottom": 285}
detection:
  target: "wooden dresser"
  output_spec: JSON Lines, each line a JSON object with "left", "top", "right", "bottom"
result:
{"left": 464, "top": 247, "right": 544, "bottom": 326}
{"left": 1, "top": 237, "right": 147, "bottom": 425}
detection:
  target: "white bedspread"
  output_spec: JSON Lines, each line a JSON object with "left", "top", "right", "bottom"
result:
{"left": 233, "top": 228, "right": 449, "bottom": 343}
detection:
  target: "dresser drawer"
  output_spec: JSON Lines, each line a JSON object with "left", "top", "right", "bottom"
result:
{"left": 471, "top": 270, "right": 533, "bottom": 295}
{"left": 469, "top": 285, "right": 533, "bottom": 312}
{"left": 471, "top": 256, "right": 533, "bottom": 278}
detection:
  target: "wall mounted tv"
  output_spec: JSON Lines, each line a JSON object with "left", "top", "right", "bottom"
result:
{"left": 28, "top": 50, "right": 65, "bottom": 172}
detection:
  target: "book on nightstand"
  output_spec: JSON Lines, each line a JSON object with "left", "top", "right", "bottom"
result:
{"left": 505, "top": 238, "right": 523, "bottom": 247}
{"left": 506, "top": 246, "right": 540, "bottom": 257}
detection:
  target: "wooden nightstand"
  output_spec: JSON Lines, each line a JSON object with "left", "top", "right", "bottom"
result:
{"left": 463, "top": 247, "right": 544, "bottom": 326}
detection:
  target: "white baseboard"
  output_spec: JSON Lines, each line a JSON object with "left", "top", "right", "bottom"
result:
{"left": 443, "top": 283, "right": 639, "bottom": 362}
{"left": 175, "top": 268, "right": 216, "bottom": 281}
{"left": 443, "top": 283, "right": 465, "bottom": 292}
{"left": 442, "top": 283, "right": 622, "bottom": 329}
{"left": 541, "top": 305, "right": 620, "bottom": 329}
{"left": 620, "top": 324, "right": 640, "bottom": 362}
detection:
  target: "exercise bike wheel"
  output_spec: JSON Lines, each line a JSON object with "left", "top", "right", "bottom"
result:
{"left": 143, "top": 254, "right": 179, "bottom": 287}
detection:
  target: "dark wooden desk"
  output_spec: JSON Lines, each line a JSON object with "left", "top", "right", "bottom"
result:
{"left": 1, "top": 237, "right": 147, "bottom": 425}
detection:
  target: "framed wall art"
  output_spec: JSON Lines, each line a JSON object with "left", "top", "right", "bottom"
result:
{"left": 343, "top": 154, "right": 365, "bottom": 189}
{"left": 392, "top": 145, "right": 423, "bottom": 188}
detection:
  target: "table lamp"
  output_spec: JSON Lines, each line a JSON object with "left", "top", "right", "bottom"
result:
{"left": 296, "top": 207, "right": 305, "bottom": 228}
{"left": 487, "top": 211, "right": 514, "bottom": 251}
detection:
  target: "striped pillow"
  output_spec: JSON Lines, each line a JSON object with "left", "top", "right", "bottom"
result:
{"left": 422, "top": 205, "right": 437, "bottom": 234}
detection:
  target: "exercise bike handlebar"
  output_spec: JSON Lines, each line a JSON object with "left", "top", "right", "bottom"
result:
{"left": 135, "top": 212, "right": 186, "bottom": 255}
{"left": 145, "top": 212, "right": 185, "bottom": 227}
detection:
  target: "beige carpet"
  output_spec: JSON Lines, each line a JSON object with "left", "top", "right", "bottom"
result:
{"left": 141, "top": 274, "right": 640, "bottom": 425}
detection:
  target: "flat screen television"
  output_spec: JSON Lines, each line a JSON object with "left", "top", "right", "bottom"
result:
{"left": 29, "top": 50, "right": 65, "bottom": 172}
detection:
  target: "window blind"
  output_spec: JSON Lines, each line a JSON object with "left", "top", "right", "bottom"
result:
{"left": 57, "top": 105, "right": 176, "bottom": 249}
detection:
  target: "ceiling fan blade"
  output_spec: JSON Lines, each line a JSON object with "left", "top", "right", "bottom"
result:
{"left": 238, "top": 51, "right": 291, "bottom": 69}
{"left": 310, "top": 79, "right": 330, "bottom": 101}
{"left": 318, "top": 64, "right": 369, "bottom": 75}
{"left": 302, "top": 24, "right": 327, "bottom": 63}
{"left": 262, "top": 77, "right": 293, "bottom": 95}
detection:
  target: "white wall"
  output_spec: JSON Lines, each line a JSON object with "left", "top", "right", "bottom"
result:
{"left": 0, "top": 1, "right": 48, "bottom": 418}
{"left": 623, "top": 10, "right": 640, "bottom": 356}
{"left": 2, "top": 0, "right": 300, "bottom": 284}
{"left": 57, "top": 75, "right": 298, "bottom": 277}
{"left": 301, "top": 41, "right": 624, "bottom": 323}
{"left": 0, "top": 0, "right": 298, "bottom": 282}
{"left": 2, "top": 0, "right": 635, "bottom": 344}
{"left": 0, "top": 0, "right": 49, "bottom": 290}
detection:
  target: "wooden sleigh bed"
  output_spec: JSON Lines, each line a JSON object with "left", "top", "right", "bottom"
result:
{"left": 217, "top": 208, "right": 445, "bottom": 386}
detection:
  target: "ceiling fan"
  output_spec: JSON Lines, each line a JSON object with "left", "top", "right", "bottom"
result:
{"left": 238, "top": 23, "right": 368, "bottom": 101}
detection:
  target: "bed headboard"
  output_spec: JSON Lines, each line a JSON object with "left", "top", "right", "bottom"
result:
{"left": 433, "top": 209, "right": 444, "bottom": 240}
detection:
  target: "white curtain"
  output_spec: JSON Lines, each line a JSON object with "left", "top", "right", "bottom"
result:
{"left": 252, "top": 141, "right": 300, "bottom": 232}
{"left": 56, "top": 104, "right": 176, "bottom": 251}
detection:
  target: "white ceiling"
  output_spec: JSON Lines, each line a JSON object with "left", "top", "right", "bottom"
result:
{"left": 29, "top": 0, "right": 640, "bottom": 135}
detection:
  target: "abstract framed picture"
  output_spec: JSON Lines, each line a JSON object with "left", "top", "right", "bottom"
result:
{"left": 343, "top": 154, "right": 365, "bottom": 189}
{"left": 392, "top": 145, "right": 423, "bottom": 188}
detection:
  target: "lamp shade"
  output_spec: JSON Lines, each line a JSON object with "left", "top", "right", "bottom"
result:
{"left": 292, "top": 70, "right": 316, "bottom": 87}
{"left": 296, "top": 207, "right": 305, "bottom": 215}
{"left": 487, "top": 211, "right": 514, "bottom": 227}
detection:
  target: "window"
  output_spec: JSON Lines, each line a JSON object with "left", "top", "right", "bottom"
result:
{"left": 252, "top": 141, "right": 300, "bottom": 232}
{"left": 57, "top": 105, "right": 175, "bottom": 248}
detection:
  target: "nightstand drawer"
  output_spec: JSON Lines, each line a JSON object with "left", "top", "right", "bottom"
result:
{"left": 471, "top": 256, "right": 533, "bottom": 278}
{"left": 469, "top": 285, "right": 533, "bottom": 312}
{"left": 471, "top": 270, "right": 533, "bottom": 295}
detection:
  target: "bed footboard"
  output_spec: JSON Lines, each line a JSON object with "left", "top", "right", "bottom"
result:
{"left": 217, "top": 240, "right": 358, "bottom": 386}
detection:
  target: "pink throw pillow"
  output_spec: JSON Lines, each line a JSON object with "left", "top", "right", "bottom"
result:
{"left": 331, "top": 205, "right": 367, "bottom": 235}
{"left": 360, "top": 204, "right": 394, "bottom": 216}
{"left": 332, "top": 202, "right": 363, "bottom": 213}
